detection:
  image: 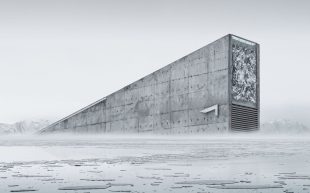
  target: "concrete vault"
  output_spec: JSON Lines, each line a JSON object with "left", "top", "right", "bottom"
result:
{"left": 40, "top": 34, "right": 260, "bottom": 134}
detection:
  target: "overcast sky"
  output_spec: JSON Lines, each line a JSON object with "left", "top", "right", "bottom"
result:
{"left": 0, "top": 0, "right": 310, "bottom": 125}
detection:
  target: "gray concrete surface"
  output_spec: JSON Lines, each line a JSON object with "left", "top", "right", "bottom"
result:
{"left": 40, "top": 34, "right": 259, "bottom": 134}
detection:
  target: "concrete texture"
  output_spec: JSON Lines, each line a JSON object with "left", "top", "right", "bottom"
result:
{"left": 40, "top": 34, "right": 259, "bottom": 134}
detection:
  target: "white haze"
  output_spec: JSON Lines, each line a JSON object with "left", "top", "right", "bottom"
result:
{"left": 0, "top": 0, "right": 310, "bottom": 126}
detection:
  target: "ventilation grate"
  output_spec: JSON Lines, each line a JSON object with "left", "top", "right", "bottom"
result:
{"left": 231, "top": 104, "right": 258, "bottom": 131}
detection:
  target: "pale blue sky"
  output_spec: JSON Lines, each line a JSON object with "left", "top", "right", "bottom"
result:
{"left": 0, "top": 0, "right": 310, "bottom": 125}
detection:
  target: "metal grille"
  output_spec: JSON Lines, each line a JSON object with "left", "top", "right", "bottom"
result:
{"left": 231, "top": 104, "right": 259, "bottom": 131}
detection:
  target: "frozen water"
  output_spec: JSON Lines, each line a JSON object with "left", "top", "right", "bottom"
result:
{"left": 58, "top": 185, "right": 110, "bottom": 190}
{"left": 208, "top": 184, "right": 284, "bottom": 189}
{"left": 0, "top": 135, "right": 310, "bottom": 192}
{"left": 10, "top": 189, "right": 38, "bottom": 192}
{"left": 175, "top": 180, "right": 239, "bottom": 185}
{"left": 80, "top": 178, "right": 115, "bottom": 181}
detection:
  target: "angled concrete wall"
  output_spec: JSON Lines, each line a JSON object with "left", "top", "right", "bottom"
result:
{"left": 40, "top": 35, "right": 230, "bottom": 134}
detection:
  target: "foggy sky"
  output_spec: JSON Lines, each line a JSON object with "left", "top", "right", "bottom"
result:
{"left": 1, "top": 0, "right": 310, "bottom": 125}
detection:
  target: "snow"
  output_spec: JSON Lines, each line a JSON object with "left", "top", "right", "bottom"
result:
{"left": 0, "top": 136, "right": 310, "bottom": 192}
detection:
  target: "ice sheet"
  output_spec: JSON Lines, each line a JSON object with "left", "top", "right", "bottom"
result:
{"left": 0, "top": 136, "right": 310, "bottom": 193}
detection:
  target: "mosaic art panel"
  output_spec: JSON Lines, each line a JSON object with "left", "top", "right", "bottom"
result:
{"left": 232, "top": 39, "right": 257, "bottom": 106}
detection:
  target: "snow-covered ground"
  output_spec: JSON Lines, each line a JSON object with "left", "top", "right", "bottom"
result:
{"left": 0, "top": 135, "right": 310, "bottom": 193}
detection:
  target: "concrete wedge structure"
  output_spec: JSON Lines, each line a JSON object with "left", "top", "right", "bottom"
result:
{"left": 40, "top": 34, "right": 260, "bottom": 134}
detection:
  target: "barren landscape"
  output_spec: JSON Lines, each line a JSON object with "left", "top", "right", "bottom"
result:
{"left": 0, "top": 135, "right": 309, "bottom": 193}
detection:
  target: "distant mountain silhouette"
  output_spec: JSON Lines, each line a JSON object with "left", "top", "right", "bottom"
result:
{"left": 0, "top": 120, "right": 50, "bottom": 134}
{"left": 260, "top": 119, "right": 310, "bottom": 134}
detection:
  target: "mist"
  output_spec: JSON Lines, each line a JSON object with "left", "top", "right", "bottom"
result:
{"left": 1, "top": 0, "right": 310, "bottom": 125}
{"left": 1, "top": 1, "right": 310, "bottom": 192}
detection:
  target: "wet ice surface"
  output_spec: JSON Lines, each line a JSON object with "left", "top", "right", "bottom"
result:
{"left": 1, "top": 135, "right": 310, "bottom": 193}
